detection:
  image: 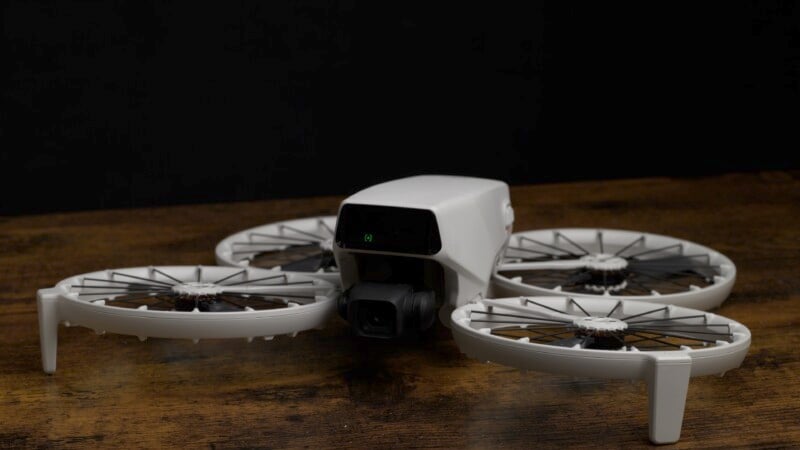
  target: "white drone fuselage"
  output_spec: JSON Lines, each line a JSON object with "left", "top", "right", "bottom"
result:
{"left": 332, "top": 175, "right": 514, "bottom": 320}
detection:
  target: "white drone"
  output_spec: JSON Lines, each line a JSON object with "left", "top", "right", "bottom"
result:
{"left": 38, "top": 175, "right": 750, "bottom": 444}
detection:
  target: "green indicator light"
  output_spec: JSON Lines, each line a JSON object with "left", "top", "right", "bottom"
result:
{"left": 363, "top": 233, "right": 374, "bottom": 243}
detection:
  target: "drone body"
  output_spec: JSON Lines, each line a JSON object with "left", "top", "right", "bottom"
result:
{"left": 334, "top": 175, "right": 513, "bottom": 337}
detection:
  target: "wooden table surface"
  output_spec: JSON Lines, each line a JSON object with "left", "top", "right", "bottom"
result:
{"left": 1, "top": 172, "right": 799, "bottom": 449}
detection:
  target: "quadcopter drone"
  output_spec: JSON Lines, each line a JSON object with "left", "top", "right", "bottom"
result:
{"left": 38, "top": 175, "right": 750, "bottom": 444}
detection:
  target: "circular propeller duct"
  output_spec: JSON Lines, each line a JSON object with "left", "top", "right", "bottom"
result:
{"left": 494, "top": 228, "right": 736, "bottom": 310}
{"left": 215, "top": 216, "right": 340, "bottom": 284}
{"left": 37, "top": 265, "right": 339, "bottom": 373}
{"left": 451, "top": 295, "right": 750, "bottom": 443}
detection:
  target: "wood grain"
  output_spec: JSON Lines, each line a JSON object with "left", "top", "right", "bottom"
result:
{"left": 1, "top": 172, "right": 799, "bottom": 449}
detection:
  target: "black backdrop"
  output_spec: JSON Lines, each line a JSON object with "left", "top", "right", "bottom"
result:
{"left": 2, "top": 1, "right": 799, "bottom": 215}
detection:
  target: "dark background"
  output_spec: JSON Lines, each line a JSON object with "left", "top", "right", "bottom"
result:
{"left": 2, "top": 1, "right": 799, "bottom": 216}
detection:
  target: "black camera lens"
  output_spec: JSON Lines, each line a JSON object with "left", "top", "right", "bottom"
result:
{"left": 339, "top": 282, "right": 437, "bottom": 339}
{"left": 356, "top": 300, "right": 396, "bottom": 337}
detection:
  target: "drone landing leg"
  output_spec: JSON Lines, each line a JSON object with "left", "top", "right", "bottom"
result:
{"left": 37, "top": 289, "right": 61, "bottom": 374}
{"left": 646, "top": 353, "right": 692, "bottom": 444}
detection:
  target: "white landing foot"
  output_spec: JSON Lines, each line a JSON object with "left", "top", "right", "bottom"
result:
{"left": 647, "top": 353, "right": 692, "bottom": 444}
{"left": 37, "top": 288, "right": 62, "bottom": 374}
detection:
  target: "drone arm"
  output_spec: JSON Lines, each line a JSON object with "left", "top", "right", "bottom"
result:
{"left": 496, "top": 260, "right": 587, "bottom": 271}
